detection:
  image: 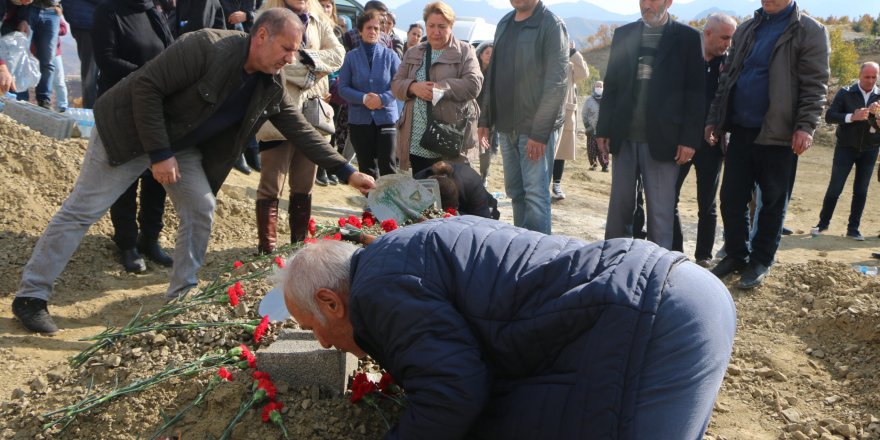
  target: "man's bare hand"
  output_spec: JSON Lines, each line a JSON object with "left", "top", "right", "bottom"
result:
{"left": 408, "top": 81, "right": 434, "bottom": 101}
{"left": 151, "top": 157, "right": 181, "bottom": 185}
{"left": 704, "top": 125, "right": 718, "bottom": 145}
{"left": 477, "top": 127, "right": 490, "bottom": 152}
{"left": 0, "top": 64, "right": 14, "bottom": 94}
{"left": 675, "top": 145, "right": 695, "bottom": 165}
{"left": 597, "top": 137, "right": 610, "bottom": 156}
{"left": 526, "top": 139, "right": 546, "bottom": 161}
{"left": 347, "top": 172, "right": 376, "bottom": 195}
{"left": 853, "top": 108, "right": 871, "bottom": 122}
{"left": 364, "top": 93, "right": 383, "bottom": 110}
{"left": 792, "top": 130, "right": 812, "bottom": 156}
{"left": 228, "top": 11, "right": 246, "bottom": 25}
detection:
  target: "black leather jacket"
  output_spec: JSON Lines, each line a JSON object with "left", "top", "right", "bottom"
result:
{"left": 825, "top": 83, "right": 880, "bottom": 152}
{"left": 478, "top": 1, "right": 569, "bottom": 145}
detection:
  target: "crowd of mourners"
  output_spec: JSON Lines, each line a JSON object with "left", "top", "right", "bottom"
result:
{"left": 5, "top": 0, "right": 875, "bottom": 437}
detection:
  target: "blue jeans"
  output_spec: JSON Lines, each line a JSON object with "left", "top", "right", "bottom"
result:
{"left": 52, "top": 54, "right": 67, "bottom": 110}
{"left": 817, "top": 146, "right": 879, "bottom": 234}
{"left": 499, "top": 130, "right": 558, "bottom": 234}
{"left": 29, "top": 6, "right": 60, "bottom": 103}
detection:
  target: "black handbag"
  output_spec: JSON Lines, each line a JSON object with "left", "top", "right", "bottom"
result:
{"left": 419, "top": 45, "right": 468, "bottom": 159}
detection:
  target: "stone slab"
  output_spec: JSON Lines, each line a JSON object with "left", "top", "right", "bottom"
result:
{"left": 1, "top": 99, "right": 76, "bottom": 140}
{"left": 256, "top": 329, "right": 358, "bottom": 394}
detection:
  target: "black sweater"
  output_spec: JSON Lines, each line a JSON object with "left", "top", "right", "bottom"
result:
{"left": 92, "top": 0, "right": 173, "bottom": 96}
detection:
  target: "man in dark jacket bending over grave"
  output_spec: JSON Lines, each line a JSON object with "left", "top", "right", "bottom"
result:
{"left": 275, "top": 216, "right": 736, "bottom": 440}
{"left": 12, "top": 8, "right": 376, "bottom": 334}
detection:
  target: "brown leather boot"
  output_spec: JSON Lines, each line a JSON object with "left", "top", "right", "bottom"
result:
{"left": 256, "top": 198, "right": 279, "bottom": 254}
{"left": 289, "top": 193, "right": 312, "bottom": 243}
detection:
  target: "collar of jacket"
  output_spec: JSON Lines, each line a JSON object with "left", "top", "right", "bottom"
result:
{"left": 848, "top": 82, "right": 880, "bottom": 96}
{"left": 751, "top": 1, "right": 802, "bottom": 28}
{"left": 497, "top": 0, "right": 549, "bottom": 33}
{"left": 413, "top": 35, "right": 466, "bottom": 64}
{"left": 196, "top": 35, "right": 282, "bottom": 105}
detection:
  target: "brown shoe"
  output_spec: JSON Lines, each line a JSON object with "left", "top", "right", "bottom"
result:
{"left": 289, "top": 193, "right": 312, "bottom": 243}
{"left": 256, "top": 199, "right": 279, "bottom": 254}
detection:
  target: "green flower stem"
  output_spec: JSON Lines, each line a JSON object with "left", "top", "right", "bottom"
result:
{"left": 44, "top": 354, "right": 235, "bottom": 431}
{"left": 218, "top": 391, "right": 267, "bottom": 440}
{"left": 148, "top": 376, "right": 220, "bottom": 440}
{"left": 78, "top": 320, "right": 259, "bottom": 341}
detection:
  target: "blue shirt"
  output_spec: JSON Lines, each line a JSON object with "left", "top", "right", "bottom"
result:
{"left": 731, "top": 1, "right": 795, "bottom": 128}
{"left": 339, "top": 43, "right": 400, "bottom": 126}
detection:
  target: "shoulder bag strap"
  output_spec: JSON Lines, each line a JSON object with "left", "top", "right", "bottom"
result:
{"left": 424, "top": 44, "right": 434, "bottom": 124}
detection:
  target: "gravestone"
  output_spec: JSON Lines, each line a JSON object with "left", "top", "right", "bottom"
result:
{"left": 1, "top": 99, "right": 75, "bottom": 140}
{"left": 255, "top": 329, "right": 358, "bottom": 394}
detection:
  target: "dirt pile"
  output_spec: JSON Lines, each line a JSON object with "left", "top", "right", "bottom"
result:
{"left": 2, "top": 113, "right": 880, "bottom": 439}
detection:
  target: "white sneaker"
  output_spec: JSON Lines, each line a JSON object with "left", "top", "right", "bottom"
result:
{"left": 551, "top": 183, "right": 566, "bottom": 200}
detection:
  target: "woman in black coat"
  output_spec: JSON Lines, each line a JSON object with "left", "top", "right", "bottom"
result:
{"left": 92, "top": 0, "right": 175, "bottom": 272}
{"left": 415, "top": 161, "right": 499, "bottom": 219}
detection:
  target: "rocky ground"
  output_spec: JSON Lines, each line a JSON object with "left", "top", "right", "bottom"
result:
{"left": 0, "top": 113, "right": 879, "bottom": 439}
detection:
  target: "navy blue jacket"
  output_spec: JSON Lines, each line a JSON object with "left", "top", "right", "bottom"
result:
{"left": 349, "top": 216, "right": 686, "bottom": 439}
{"left": 60, "top": 0, "right": 102, "bottom": 29}
{"left": 825, "top": 83, "right": 880, "bottom": 152}
{"left": 339, "top": 43, "right": 399, "bottom": 126}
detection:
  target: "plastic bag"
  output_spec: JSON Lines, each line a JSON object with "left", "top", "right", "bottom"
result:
{"left": 0, "top": 32, "right": 41, "bottom": 93}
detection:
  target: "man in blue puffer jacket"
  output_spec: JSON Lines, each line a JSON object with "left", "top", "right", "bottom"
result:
{"left": 277, "top": 216, "right": 736, "bottom": 439}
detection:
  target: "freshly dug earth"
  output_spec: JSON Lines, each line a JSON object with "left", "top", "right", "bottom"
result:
{"left": 1, "top": 113, "right": 879, "bottom": 439}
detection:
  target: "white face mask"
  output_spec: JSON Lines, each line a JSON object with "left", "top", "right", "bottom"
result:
{"left": 594, "top": 87, "right": 603, "bottom": 96}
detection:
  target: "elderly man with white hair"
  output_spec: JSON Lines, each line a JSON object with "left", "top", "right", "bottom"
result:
{"left": 276, "top": 216, "right": 736, "bottom": 439}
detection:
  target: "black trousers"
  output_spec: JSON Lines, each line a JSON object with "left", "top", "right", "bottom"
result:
{"left": 71, "top": 27, "right": 98, "bottom": 109}
{"left": 410, "top": 154, "right": 442, "bottom": 177}
{"left": 349, "top": 122, "right": 396, "bottom": 179}
{"left": 110, "top": 171, "right": 167, "bottom": 250}
{"left": 720, "top": 126, "right": 796, "bottom": 267}
{"left": 672, "top": 142, "right": 724, "bottom": 260}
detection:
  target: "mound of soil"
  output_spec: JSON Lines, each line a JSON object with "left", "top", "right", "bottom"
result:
{"left": 2, "top": 113, "right": 880, "bottom": 439}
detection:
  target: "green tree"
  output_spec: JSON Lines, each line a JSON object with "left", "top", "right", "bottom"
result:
{"left": 828, "top": 28, "right": 859, "bottom": 83}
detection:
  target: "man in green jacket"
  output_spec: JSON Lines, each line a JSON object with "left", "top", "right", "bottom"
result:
{"left": 12, "top": 8, "right": 375, "bottom": 334}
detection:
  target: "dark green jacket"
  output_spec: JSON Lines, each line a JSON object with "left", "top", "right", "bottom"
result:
{"left": 94, "top": 29, "right": 350, "bottom": 193}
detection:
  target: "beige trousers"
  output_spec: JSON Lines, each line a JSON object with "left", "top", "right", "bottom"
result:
{"left": 257, "top": 141, "right": 319, "bottom": 200}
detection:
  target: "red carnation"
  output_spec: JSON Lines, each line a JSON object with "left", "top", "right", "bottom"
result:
{"left": 308, "top": 218, "right": 317, "bottom": 236}
{"left": 445, "top": 207, "right": 458, "bottom": 216}
{"left": 227, "top": 286, "right": 239, "bottom": 307}
{"left": 239, "top": 344, "right": 257, "bottom": 369}
{"left": 254, "top": 316, "right": 270, "bottom": 344}
{"left": 363, "top": 216, "right": 375, "bottom": 227}
{"left": 338, "top": 217, "right": 347, "bottom": 227}
{"left": 349, "top": 372, "right": 378, "bottom": 403}
{"left": 218, "top": 367, "right": 233, "bottom": 382}
{"left": 322, "top": 233, "right": 342, "bottom": 241}
{"left": 233, "top": 261, "right": 244, "bottom": 269}
{"left": 253, "top": 370, "right": 271, "bottom": 381}
{"left": 347, "top": 215, "right": 363, "bottom": 229}
{"left": 442, "top": 213, "right": 452, "bottom": 218}
{"left": 304, "top": 237, "right": 318, "bottom": 244}
{"left": 234, "top": 281, "right": 244, "bottom": 298}
{"left": 361, "top": 211, "right": 374, "bottom": 222}
{"left": 381, "top": 219, "right": 398, "bottom": 232}
{"left": 378, "top": 372, "right": 394, "bottom": 394}
{"left": 274, "top": 256, "right": 285, "bottom": 268}
{"left": 261, "top": 400, "right": 284, "bottom": 423}
{"left": 256, "top": 377, "right": 277, "bottom": 400}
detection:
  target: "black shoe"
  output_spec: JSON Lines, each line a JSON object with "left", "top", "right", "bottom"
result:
{"left": 782, "top": 227, "right": 793, "bottom": 236}
{"left": 315, "top": 169, "right": 329, "bottom": 187}
{"left": 120, "top": 248, "right": 147, "bottom": 273}
{"left": 233, "top": 154, "right": 252, "bottom": 175}
{"left": 695, "top": 258, "right": 713, "bottom": 268}
{"left": 327, "top": 174, "right": 339, "bottom": 185}
{"left": 12, "top": 297, "right": 58, "bottom": 334}
{"left": 738, "top": 262, "right": 769, "bottom": 289}
{"left": 601, "top": 166, "right": 609, "bottom": 172}
{"left": 711, "top": 256, "right": 748, "bottom": 278}
{"left": 244, "top": 148, "right": 261, "bottom": 172}
{"left": 871, "top": 252, "right": 880, "bottom": 259}
{"left": 37, "top": 99, "right": 52, "bottom": 110}
{"left": 138, "top": 237, "right": 173, "bottom": 267}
